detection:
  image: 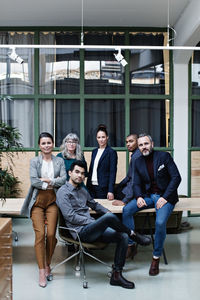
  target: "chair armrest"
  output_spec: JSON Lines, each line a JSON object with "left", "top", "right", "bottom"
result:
{"left": 58, "top": 226, "right": 82, "bottom": 244}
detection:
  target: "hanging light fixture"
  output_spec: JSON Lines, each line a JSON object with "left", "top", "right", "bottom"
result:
{"left": 114, "top": 48, "right": 128, "bottom": 67}
{"left": 8, "top": 47, "right": 24, "bottom": 64}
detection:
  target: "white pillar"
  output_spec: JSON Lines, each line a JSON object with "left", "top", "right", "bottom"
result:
{"left": 173, "top": 63, "right": 188, "bottom": 196}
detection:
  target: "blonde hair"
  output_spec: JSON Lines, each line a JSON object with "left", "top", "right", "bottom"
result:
{"left": 60, "top": 133, "right": 83, "bottom": 160}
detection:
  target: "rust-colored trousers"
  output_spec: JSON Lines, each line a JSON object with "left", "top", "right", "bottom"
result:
{"left": 31, "top": 190, "right": 58, "bottom": 269}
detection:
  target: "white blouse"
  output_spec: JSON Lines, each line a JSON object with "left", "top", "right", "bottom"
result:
{"left": 91, "top": 148, "right": 105, "bottom": 185}
{"left": 41, "top": 160, "right": 54, "bottom": 190}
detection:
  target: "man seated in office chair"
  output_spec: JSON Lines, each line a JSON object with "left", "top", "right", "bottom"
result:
{"left": 122, "top": 133, "right": 181, "bottom": 276}
{"left": 56, "top": 160, "right": 151, "bottom": 289}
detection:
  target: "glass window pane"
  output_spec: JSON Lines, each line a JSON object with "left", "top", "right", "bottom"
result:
{"left": 0, "top": 32, "right": 34, "bottom": 94}
{"left": 84, "top": 32, "right": 125, "bottom": 94}
{"left": 130, "top": 99, "right": 170, "bottom": 147}
{"left": 191, "top": 45, "right": 200, "bottom": 95}
{"left": 39, "top": 32, "right": 80, "bottom": 94}
{"left": 192, "top": 100, "right": 200, "bottom": 146}
{"left": 85, "top": 99, "right": 125, "bottom": 147}
{"left": 39, "top": 99, "right": 80, "bottom": 147}
{"left": 129, "top": 33, "right": 169, "bottom": 95}
{"left": 0, "top": 99, "right": 34, "bottom": 147}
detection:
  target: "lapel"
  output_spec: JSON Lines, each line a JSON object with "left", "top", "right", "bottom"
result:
{"left": 92, "top": 148, "right": 98, "bottom": 168}
{"left": 36, "top": 154, "right": 57, "bottom": 177}
{"left": 140, "top": 156, "right": 150, "bottom": 181}
{"left": 36, "top": 155, "right": 43, "bottom": 178}
{"left": 153, "top": 151, "right": 160, "bottom": 179}
{"left": 52, "top": 155, "right": 58, "bottom": 176}
{"left": 98, "top": 146, "right": 109, "bottom": 165}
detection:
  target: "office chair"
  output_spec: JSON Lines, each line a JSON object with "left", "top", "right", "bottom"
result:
{"left": 52, "top": 210, "right": 112, "bottom": 288}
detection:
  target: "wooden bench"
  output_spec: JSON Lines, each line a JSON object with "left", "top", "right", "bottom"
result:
{"left": 1, "top": 197, "right": 199, "bottom": 215}
{"left": 93, "top": 197, "right": 200, "bottom": 265}
{"left": 0, "top": 198, "right": 25, "bottom": 215}
{"left": 0, "top": 198, "right": 25, "bottom": 241}
{"left": 93, "top": 197, "right": 200, "bottom": 214}
{"left": 1, "top": 197, "right": 200, "bottom": 248}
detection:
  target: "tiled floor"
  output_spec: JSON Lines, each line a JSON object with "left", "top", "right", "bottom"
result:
{"left": 12, "top": 216, "right": 200, "bottom": 300}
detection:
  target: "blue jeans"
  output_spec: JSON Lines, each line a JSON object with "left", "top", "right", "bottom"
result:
{"left": 122, "top": 194, "right": 174, "bottom": 257}
{"left": 79, "top": 213, "right": 129, "bottom": 271}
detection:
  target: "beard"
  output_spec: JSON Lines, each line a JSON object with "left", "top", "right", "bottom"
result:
{"left": 142, "top": 146, "right": 153, "bottom": 157}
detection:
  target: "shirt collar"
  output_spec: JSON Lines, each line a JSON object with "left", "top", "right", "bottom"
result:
{"left": 65, "top": 181, "right": 81, "bottom": 191}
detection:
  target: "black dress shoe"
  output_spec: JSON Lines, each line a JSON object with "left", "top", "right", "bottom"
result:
{"left": 110, "top": 270, "right": 135, "bottom": 289}
{"left": 130, "top": 232, "right": 151, "bottom": 246}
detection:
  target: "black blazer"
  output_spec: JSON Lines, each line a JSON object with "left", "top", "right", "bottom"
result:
{"left": 134, "top": 151, "right": 181, "bottom": 205}
{"left": 119, "top": 148, "right": 141, "bottom": 203}
{"left": 87, "top": 145, "right": 118, "bottom": 193}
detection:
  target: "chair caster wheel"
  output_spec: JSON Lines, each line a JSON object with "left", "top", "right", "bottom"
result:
{"left": 75, "top": 266, "right": 81, "bottom": 271}
{"left": 83, "top": 281, "right": 88, "bottom": 288}
{"left": 107, "top": 271, "right": 112, "bottom": 278}
{"left": 47, "top": 274, "right": 53, "bottom": 281}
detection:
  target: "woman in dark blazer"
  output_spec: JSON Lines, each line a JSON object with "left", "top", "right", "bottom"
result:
{"left": 87, "top": 125, "right": 118, "bottom": 200}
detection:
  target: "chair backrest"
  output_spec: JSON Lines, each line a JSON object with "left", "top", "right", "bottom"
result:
{"left": 58, "top": 209, "right": 75, "bottom": 242}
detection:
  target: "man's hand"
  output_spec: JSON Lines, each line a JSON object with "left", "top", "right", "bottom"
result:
{"left": 107, "top": 192, "right": 114, "bottom": 200}
{"left": 137, "top": 197, "right": 147, "bottom": 208}
{"left": 112, "top": 200, "right": 125, "bottom": 206}
{"left": 156, "top": 197, "right": 167, "bottom": 209}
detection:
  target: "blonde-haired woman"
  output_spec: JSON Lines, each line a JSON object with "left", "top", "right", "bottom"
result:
{"left": 57, "top": 133, "right": 87, "bottom": 181}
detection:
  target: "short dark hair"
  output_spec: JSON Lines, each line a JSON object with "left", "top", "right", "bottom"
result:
{"left": 38, "top": 132, "right": 54, "bottom": 144}
{"left": 69, "top": 160, "right": 87, "bottom": 173}
{"left": 127, "top": 133, "right": 138, "bottom": 139}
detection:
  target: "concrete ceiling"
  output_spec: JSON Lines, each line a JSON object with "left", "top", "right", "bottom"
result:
{"left": 0, "top": 0, "right": 191, "bottom": 28}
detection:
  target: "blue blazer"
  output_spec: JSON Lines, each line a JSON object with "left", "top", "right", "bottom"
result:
{"left": 87, "top": 145, "right": 118, "bottom": 193}
{"left": 134, "top": 151, "right": 181, "bottom": 205}
{"left": 120, "top": 148, "right": 141, "bottom": 203}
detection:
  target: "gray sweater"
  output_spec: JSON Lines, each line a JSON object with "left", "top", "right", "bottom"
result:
{"left": 56, "top": 182, "right": 109, "bottom": 239}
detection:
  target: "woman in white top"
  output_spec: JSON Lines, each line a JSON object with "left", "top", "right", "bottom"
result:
{"left": 87, "top": 125, "right": 118, "bottom": 199}
{"left": 21, "top": 132, "right": 66, "bottom": 288}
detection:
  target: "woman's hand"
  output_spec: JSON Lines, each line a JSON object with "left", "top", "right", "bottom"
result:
{"left": 40, "top": 178, "right": 51, "bottom": 183}
{"left": 107, "top": 192, "right": 114, "bottom": 200}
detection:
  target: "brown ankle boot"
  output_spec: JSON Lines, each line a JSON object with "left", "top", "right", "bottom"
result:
{"left": 149, "top": 257, "right": 160, "bottom": 276}
{"left": 110, "top": 270, "right": 135, "bottom": 289}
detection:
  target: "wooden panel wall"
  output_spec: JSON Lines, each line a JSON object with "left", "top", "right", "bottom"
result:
{"left": 191, "top": 151, "right": 200, "bottom": 197}
{"left": 2, "top": 151, "right": 127, "bottom": 197}
{"left": 2, "top": 152, "right": 35, "bottom": 198}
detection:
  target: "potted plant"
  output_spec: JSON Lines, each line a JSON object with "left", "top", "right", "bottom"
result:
{"left": 0, "top": 121, "right": 23, "bottom": 201}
